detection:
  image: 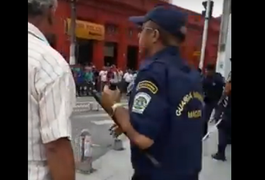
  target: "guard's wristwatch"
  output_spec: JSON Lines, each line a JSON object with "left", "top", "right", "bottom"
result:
{"left": 110, "top": 103, "right": 123, "bottom": 117}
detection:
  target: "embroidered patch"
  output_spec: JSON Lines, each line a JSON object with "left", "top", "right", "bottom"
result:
{"left": 136, "top": 80, "right": 158, "bottom": 94}
{"left": 132, "top": 92, "right": 151, "bottom": 114}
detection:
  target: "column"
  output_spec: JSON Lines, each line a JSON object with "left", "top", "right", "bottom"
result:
{"left": 93, "top": 41, "right": 104, "bottom": 68}
{"left": 93, "top": 19, "right": 105, "bottom": 68}
{"left": 117, "top": 23, "right": 127, "bottom": 70}
{"left": 55, "top": 19, "right": 70, "bottom": 62}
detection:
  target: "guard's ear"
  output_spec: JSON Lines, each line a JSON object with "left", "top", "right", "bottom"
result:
{"left": 152, "top": 29, "right": 160, "bottom": 43}
{"left": 180, "top": 26, "right": 187, "bottom": 35}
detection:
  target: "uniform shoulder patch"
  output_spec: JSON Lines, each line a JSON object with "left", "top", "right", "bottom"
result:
{"left": 132, "top": 92, "right": 151, "bottom": 114}
{"left": 136, "top": 80, "right": 158, "bottom": 94}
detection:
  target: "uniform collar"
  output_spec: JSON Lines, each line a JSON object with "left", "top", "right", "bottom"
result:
{"left": 151, "top": 46, "right": 180, "bottom": 60}
{"left": 28, "top": 22, "right": 49, "bottom": 44}
{"left": 140, "top": 46, "right": 180, "bottom": 69}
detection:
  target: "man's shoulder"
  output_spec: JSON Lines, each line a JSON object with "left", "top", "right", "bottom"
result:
{"left": 142, "top": 60, "right": 167, "bottom": 73}
{"left": 28, "top": 38, "right": 72, "bottom": 86}
{"left": 136, "top": 61, "right": 168, "bottom": 89}
{"left": 29, "top": 40, "right": 70, "bottom": 72}
{"left": 214, "top": 72, "right": 225, "bottom": 82}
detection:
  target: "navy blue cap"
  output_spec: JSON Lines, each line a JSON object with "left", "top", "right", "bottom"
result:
{"left": 129, "top": 6, "right": 187, "bottom": 37}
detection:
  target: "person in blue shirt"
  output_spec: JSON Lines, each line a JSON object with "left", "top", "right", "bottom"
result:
{"left": 76, "top": 68, "right": 85, "bottom": 96}
{"left": 84, "top": 68, "right": 94, "bottom": 95}
{"left": 101, "top": 5, "right": 204, "bottom": 180}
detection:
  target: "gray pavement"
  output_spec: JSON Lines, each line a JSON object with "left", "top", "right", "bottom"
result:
{"left": 76, "top": 96, "right": 128, "bottom": 102}
{"left": 71, "top": 97, "right": 128, "bottom": 162}
{"left": 76, "top": 126, "right": 231, "bottom": 180}
{"left": 76, "top": 96, "right": 98, "bottom": 102}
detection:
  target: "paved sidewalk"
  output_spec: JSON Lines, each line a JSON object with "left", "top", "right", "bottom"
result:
{"left": 76, "top": 137, "right": 133, "bottom": 180}
{"left": 76, "top": 96, "right": 128, "bottom": 102}
{"left": 76, "top": 129, "right": 231, "bottom": 180}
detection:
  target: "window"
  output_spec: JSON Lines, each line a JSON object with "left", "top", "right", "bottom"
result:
{"left": 128, "top": 28, "right": 133, "bottom": 37}
{"left": 187, "top": 24, "right": 202, "bottom": 32}
{"left": 106, "top": 24, "right": 118, "bottom": 34}
{"left": 194, "top": 17, "right": 200, "bottom": 22}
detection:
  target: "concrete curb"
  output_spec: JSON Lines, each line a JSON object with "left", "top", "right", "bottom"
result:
{"left": 76, "top": 136, "right": 133, "bottom": 180}
{"left": 73, "top": 102, "right": 128, "bottom": 112}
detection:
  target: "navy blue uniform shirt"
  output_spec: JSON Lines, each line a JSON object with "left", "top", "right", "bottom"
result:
{"left": 203, "top": 73, "right": 225, "bottom": 103}
{"left": 128, "top": 46, "right": 204, "bottom": 180}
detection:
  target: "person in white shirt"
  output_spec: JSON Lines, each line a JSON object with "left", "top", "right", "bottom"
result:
{"left": 109, "top": 65, "right": 119, "bottom": 84}
{"left": 99, "top": 66, "right": 108, "bottom": 91}
{"left": 133, "top": 71, "right": 137, "bottom": 79}
{"left": 118, "top": 69, "right": 123, "bottom": 82}
{"left": 123, "top": 70, "right": 134, "bottom": 92}
{"left": 28, "top": 0, "right": 75, "bottom": 180}
{"left": 124, "top": 70, "right": 134, "bottom": 83}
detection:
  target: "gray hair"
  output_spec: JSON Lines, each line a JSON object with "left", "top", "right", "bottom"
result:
{"left": 28, "top": 0, "right": 58, "bottom": 16}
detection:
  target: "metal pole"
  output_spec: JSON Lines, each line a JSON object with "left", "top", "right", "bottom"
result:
{"left": 217, "top": 0, "right": 231, "bottom": 53}
{"left": 69, "top": 0, "right": 77, "bottom": 65}
{"left": 215, "top": 0, "right": 231, "bottom": 77}
{"left": 199, "top": 0, "right": 212, "bottom": 70}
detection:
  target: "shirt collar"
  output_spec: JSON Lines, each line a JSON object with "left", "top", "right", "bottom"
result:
{"left": 28, "top": 22, "right": 49, "bottom": 44}
{"left": 152, "top": 46, "right": 180, "bottom": 60}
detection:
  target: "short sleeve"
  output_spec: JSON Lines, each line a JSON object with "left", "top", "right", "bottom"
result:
{"left": 37, "top": 71, "right": 76, "bottom": 144}
{"left": 130, "top": 64, "right": 168, "bottom": 140}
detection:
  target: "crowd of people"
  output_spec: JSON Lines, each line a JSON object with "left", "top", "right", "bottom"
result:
{"left": 71, "top": 64, "right": 137, "bottom": 96}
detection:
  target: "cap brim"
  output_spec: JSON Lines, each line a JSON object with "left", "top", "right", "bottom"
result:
{"left": 129, "top": 16, "right": 145, "bottom": 26}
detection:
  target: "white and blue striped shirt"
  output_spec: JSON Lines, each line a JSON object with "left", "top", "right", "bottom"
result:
{"left": 28, "top": 22, "right": 76, "bottom": 180}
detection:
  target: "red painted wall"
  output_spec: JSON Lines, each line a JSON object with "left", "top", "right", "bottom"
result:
{"left": 53, "top": 0, "right": 220, "bottom": 70}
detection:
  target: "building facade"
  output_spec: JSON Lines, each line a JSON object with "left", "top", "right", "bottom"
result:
{"left": 50, "top": 0, "right": 220, "bottom": 70}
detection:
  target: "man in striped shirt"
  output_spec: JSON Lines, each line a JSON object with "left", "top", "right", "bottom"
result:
{"left": 28, "top": 0, "right": 76, "bottom": 180}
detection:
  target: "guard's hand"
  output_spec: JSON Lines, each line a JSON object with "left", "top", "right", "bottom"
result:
{"left": 224, "top": 82, "right": 231, "bottom": 95}
{"left": 109, "top": 124, "right": 123, "bottom": 138}
{"left": 101, "top": 85, "right": 121, "bottom": 113}
{"left": 103, "top": 85, "right": 122, "bottom": 102}
{"left": 101, "top": 86, "right": 114, "bottom": 113}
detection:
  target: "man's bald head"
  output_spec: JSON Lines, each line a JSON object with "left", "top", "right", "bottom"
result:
{"left": 28, "top": 0, "right": 58, "bottom": 17}
{"left": 28, "top": 0, "right": 58, "bottom": 35}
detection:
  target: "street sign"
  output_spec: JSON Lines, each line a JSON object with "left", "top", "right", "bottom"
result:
{"left": 193, "top": 51, "right": 201, "bottom": 56}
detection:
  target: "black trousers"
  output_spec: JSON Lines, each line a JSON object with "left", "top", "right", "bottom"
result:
{"left": 131, "top": 173, "right": 150, "bottom": 180}
{"left": 123, "top": 81, "right": 130, "bottom": 93}
{"left": 203, "top": 102, "right": 217, "bottom": 136}
{"left": 217, "top": 115, "right": 231, "bottom": 155}
{"left": 76, "top": 84, "right": 81, "bottom": 95}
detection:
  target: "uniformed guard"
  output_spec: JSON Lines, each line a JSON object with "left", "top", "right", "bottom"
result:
{"left": 101, "top": 5, "right": 204, "bottom": 180}
{"left": 212, "top": 69, "right": 231, "bottom": 161}
{"left": 202, "top": 64, "right": 225, "bottom": 136}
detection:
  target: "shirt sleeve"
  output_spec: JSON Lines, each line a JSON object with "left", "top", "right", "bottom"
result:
{"left": 36, "top": 70, "right": 76, "bottom": 144}
{"left": 130, "top": 67, "right": 168, "bottom": 140}
{"left": 123, "top": 73, "right": 127, "bottom": 79}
